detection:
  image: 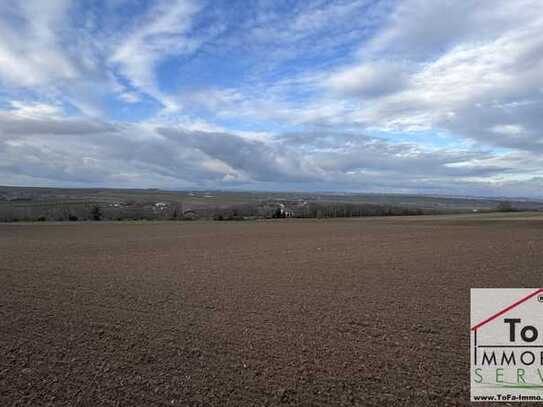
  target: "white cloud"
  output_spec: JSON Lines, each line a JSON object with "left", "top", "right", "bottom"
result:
{"left": 7, "top": 101, "right": 63, "bottom": 119}
{"left": 0, "top": 1, "right": 542, "bottom": 197}
{"left": 318, "top": 0, "right": 543, "bottom": 151}
{"left": 118, "top": 91, "right": 142, "bottom": 104}
{"left": 109, "top": 0, "right": 202, "bottom": 111}
{"left": 0, "top": 0, "right": 77, "bottom": 87}
{"left": 325, "top": 62, "right": 409, "bottom": 97}
{"left": 491, "top": 125, "right": 524, "bottom": 136}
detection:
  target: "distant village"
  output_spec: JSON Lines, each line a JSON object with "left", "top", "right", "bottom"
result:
{"left": 1, "top": 187, "right": 542, "bottom": 222}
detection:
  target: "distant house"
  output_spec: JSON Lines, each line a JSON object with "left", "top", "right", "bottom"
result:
{"left": 182, "top": 209, "right": 198, "bottom": 220}
{"left": 277, "top": 203, "right": 295, "bottom": 217}
{"left": 283, "top": 208, "right": 294, "bottom": 217}
{"left": 151, "top": 202, "right": 168, "bottom": 214}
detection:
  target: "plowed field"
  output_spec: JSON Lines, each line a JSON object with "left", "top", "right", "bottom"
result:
{"left": 2, "top": 213, "right": 543, "bottom": 405}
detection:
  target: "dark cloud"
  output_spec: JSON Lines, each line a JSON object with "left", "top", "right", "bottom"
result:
{"left": 158, "top": 128, "right": 319, "bottom": 183}
{"left": 326, "top": 62, "right": 410, "bottom": 98}
{"left": 0, "top": 115, "right": 119, "bottom": 136}
{"left": 1, "top": 114, "right": 541, "bottom": 197}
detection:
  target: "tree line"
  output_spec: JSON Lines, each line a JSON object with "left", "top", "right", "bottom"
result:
{"left": 0, "top": 200, "right": 521, "bottom": 222}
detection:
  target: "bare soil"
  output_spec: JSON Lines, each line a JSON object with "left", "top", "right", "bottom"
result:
{"left": 1, "top": 213, "right": 543, "bottom": 406}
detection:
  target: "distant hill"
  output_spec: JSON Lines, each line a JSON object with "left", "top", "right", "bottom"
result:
{"left": 0, "top": 185, "right": 541, "bottom": 222}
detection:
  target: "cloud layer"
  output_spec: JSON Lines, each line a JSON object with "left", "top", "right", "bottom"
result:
{"left": 0, "top": 0, "right": 542, "bottom": 197}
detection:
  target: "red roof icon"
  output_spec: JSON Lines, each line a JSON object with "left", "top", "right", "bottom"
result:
{"left": 471, "top": 288, "right": 543, "bottom": 331}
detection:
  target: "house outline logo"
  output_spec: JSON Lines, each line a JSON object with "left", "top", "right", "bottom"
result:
{"left": 470, "top": 288, "right": 543, "bottom": 402}
{"left": 471, "top": 288, "right": 543, "bottom": 365}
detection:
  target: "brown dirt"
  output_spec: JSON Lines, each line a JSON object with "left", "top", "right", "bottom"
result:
{"left": 1, "top": 214, "right": 543, "bottom": 406}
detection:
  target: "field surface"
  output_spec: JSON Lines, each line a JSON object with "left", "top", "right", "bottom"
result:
{"left": 1, "top": 213, "right": 543, "bottom": 406}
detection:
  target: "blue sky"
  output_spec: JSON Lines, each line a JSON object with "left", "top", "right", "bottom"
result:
{"left": 1, "top": 0, "right": 543, "bottom": 197}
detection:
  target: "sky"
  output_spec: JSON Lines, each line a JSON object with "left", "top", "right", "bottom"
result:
{"left": 0, "top": 0, "right": 542, "bottom": 197}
